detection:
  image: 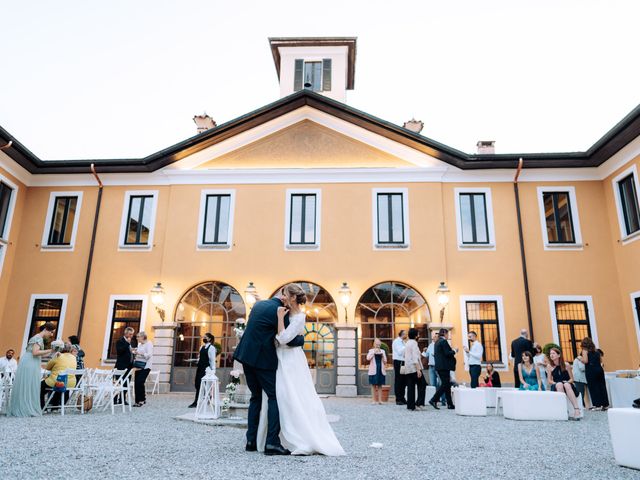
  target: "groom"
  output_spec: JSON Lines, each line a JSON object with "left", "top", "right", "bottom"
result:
{"left": 233, "top": 288, "right": 304, "bottom": 455}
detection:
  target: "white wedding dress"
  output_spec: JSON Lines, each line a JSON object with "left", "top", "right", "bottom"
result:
{"left": 257, "top": 312, "right": 345, "bottom": 456}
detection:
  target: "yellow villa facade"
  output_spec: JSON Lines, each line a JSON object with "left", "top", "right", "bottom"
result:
{"left": 0, "top": 38, "right": 639, "bottom": 395}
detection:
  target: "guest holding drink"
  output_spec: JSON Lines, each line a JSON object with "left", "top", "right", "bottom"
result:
{"left": 518, "top": 351, "right": 542, "bottom": 390}
{"left": 547, "top": 347, "right": 581, "bottom": 420}
{"left": 366, "top": 338, "right": 387, "bottom": 405}
{"left": 133, "top": 331, "right": 153, "bottom": 407}
{"left": 579, "top": 338, "right": 609, "bottom": 411}
{"left": 482, "top": 363, "right": 501, "bottom": 387}
{"left": 8, "top": 322, "right": 56, "bottom": 417}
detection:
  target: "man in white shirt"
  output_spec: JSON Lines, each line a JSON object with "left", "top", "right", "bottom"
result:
{"left": 392, "top": 330, "right": 408, "bottom": 405}
{"left": 463, "top": 332, "right": 483, "bottom": 388}
{"left": 0, "top": 349, "right": 17, "bottom": 374}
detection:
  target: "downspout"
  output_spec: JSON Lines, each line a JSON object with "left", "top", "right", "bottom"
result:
{"left": 77, "top": 164, "right": 103, "bottom": 341}
{"left": 514, "top": 158, "right": 535, "bottom": 341}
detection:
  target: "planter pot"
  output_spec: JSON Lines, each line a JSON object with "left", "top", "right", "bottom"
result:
{"left": 380, "top": 385, "right": 391, "bottom": 402}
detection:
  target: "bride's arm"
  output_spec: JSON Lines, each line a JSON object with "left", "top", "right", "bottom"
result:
{"left": 276, "top": 312, "right": 304, "bottom": 345}
{"left": 277, "top": 306, "right": 287, "bottom": 335}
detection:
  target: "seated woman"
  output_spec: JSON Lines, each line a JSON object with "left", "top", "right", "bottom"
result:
{"left": 547, "top": 347, "right": 581, "bottom": 420}
{"left": 41, "top": 343, "right": 77, "bottom": 409}
{"left": 518, "top": 351, "right": 541, "bottom": 390}
{"left": 482, "top": 363, "right": 501, "bottom": 387}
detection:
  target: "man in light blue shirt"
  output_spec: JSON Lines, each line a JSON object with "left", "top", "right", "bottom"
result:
{"left": 463, "top": 331, "right": 484, "bottom": 388}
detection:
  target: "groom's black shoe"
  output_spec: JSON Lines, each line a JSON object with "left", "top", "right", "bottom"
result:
{"left": 428, "top": 400, "right": 440, "bottom": 410}
{"left": 264, "top": 444, "right": 291, "bottom": 456}
{"left": 245, "top": 441, "right": 257, "bottom": 452}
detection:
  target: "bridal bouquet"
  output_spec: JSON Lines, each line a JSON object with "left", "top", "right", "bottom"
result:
{"left": 51, "top": 340, "right": 65, "bottom": 352}
{"left": 233, "top": 319, "right": 246, "bottom": 338}
{"left": 229, "top": 369, "right": 241, "bottom": 385}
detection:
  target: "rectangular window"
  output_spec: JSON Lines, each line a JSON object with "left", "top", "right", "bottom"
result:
{"left": 543, "top": 192, "right": 575, "bottom": 243}
{"left": 555, "top": 301, "right": 592, "bottom": 362}
{"left": 294, "top": 59, "right": 331, "bottom": 92}
{"left": 303, "top": 61, "right": 322, "bottom": 91}
{"left": 459, "top": 193, "right": 489, "bottom": 244}
{"left": 289, "top": 194, "right": 316, "bottom": 244}
{"left": 106, "top": 300, "right": 143, "bottom": 360}
{"left": 202, "top": 194, "right": 231, "bottom": 245}
{"left": 618, "top": 174, "right": 640, "bottom": 236}
{"left": 0, "top": 181, "right": 13, "bottom": 240}
{"left": 465, "top": 301, "right": 502, "bottom": 363}
{"left": 377, "top": 193, "right": 405, "bottom": 244}
{"left": 124, "top": 195, "right": 154, "bottom": 245}
{"left": 47, "top": 196, "right": 78, "bottom": 245}
{"left": 28, "top": 299, "right": 64, "bottom": 340}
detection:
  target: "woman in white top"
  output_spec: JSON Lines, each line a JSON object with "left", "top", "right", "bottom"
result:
{"left": 257, "top": 283, "right": 344, "bottom": 456}
{"left": 403, "top": 328, "right": 423, "bottom": 411}
{"left": 533, "top": 344, "right": 548, "bottom": 391}
{"left": 133, "top": 331, "right": 153, "bottom": 407}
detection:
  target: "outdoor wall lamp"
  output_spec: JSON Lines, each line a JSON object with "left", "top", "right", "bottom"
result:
{"left": 150, "top": 282, "right": 166, "bottom": 322}
{"left": 339, "top": 282, "right": 352, "bottom": 322}
{"left": 436, "top": 281, "right": 450, "bottom": 323}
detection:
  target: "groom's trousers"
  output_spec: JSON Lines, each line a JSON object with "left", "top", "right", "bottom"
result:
{"left": 243, "top": 364, "right": 281, "bottom": 447}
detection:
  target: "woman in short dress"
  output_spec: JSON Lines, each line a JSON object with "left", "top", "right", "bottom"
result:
{"left": 366, "top": 338, "right": 387, "bottom": 405}
{"left": 8, "top": 322, "right": 56, "bottom": 417}
{"left": 547, "top": 347, "right": 581, "bottom": 420}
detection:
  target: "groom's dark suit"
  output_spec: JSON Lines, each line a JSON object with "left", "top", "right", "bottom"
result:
{"left": 233, "top": 297, "right": 304, "bottom": 448}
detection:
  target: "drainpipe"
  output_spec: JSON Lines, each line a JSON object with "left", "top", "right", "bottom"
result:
{"left": 514, "top": 158, "right": 535, "bottom": 342}
{"left": 77, "top": 164, "right": 103, "bottom": 341}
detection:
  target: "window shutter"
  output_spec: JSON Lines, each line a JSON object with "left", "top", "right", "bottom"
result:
{"left": 294, "top": 59, "right": 303, "bottom": 91}
{"left": 322, "top": 58, "right": 332, "bottom": 91}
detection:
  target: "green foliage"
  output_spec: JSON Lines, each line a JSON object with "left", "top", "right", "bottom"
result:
{"left": 542, "top": 343, "right": 560, "bottom": 356}
{"left": 214, "top": 342, "right": 222, "bottom": 356}
{"left": 379, "top": 342, "right": 390, "bottom": 355}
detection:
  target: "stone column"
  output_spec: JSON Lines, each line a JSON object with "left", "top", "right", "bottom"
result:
{"left": 151, "top": 322, "right": 177, "bottom": 394}
{"left": 335, "top": 324, "right": 357, "bottom": 397}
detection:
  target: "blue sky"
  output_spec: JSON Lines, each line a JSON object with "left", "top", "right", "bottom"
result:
{"left": 1, "top": 0, "right": 638, "bottom": 159}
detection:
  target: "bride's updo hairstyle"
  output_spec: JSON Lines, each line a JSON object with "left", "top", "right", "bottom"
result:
{"left": 284, "top": 283, "right": 307, "bottom": 305}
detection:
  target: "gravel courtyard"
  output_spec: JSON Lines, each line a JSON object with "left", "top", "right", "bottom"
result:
{"left": 1, "top": 394, "right": 638, "bottom": 480}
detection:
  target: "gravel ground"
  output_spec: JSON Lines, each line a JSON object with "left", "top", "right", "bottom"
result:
{"left": 1, "top": 394, "right": 639, "bottom": 480}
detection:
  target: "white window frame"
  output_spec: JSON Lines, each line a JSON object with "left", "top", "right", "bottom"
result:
{"left": 536, "top": 186, "right": 583, "bottom": 250}
{"left": 284, "top": 188, "right": 321, "bottom": 251}
{"left": 101, "top": 294, "right": 148, "bottom": 365}
{"left": 41, "top": 191, "right": 84, "bottom": 251}
{"left": 612, "top": 164, "right": 640, "bottom": 245}
{"left": 459, "top": 295, "right": 508, "bottom": 371}
{"left": 118, "top": 190, "right": 159, "bottom": 251}
{"left": 0, "top": 173, "right": 18, "bottom": 277}
{"left": 372, "top": 188, "right": 410, "bottom": 250}
{"left": 454, "top": 188, "right": 496, "bottom": 250}
{"left": 548, "top": 295, "right": 599, "bottom": 347}
{"left": 631, "top": 290, "right": 640, "bottom": 353}
{"left": 21, "top": 293, "right": 68, "bottom": 352}
{"left": 196, "top": 189, "right": 235, "bottom": 250}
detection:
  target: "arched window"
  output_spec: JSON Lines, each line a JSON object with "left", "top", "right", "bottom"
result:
{"left": 173, "top": 281, "right": 246, "bottom": 369}
{"left": 271, "top": 281, "right": 338, "bottom": 369}
{"left": 356, "top": 281, "right": 431, "bottom": 368}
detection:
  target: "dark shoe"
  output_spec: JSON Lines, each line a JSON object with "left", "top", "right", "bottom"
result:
{"left": 633, "top": 403, "right": 639, "bottom": 409}
{"left": 447, "top": 405, "right": 456, "bottom": 410}
{"left": 395, "top": 400, "right": 407, "bottom": 405}
{"left": 188, "top": 403, "right": 197, "bottom": 408}
{"left": 245, "top": 441, "right": 257, "bottom": 452}
{"left": 133, "top": 403, "right": 144, "bottom": 408}
{"left": 428, "top": 400, "right": 440, "bottom": 410}
{"left": 264, "top": 444, "right": 291, "bottom": 456}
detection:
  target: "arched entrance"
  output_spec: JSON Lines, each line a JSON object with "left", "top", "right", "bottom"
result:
{"left": 171, "top": 281, "right": 246, "bottom": 392}
{"left": 355, "top": 281, "right": 431, "bottom": 395}
{"left": 271, "top": 281, "right": 338, "bottom": 394}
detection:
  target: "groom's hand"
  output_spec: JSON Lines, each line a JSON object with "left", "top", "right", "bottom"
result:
{"left": 277, "top": 306, "right": 289, "bottom": 321}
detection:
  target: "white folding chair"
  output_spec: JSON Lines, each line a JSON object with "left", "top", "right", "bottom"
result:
{"left": 146, "top": 370, "right": 160, "bottom": 395}
{"left": 88, "top": 369, "right": 115, "bottom": 411}
{"left": 112, "top": 369, "right": 134, "bottom": 412}
{"left": 0, "top": 372, "right": 14, "bottom": 415}
{"left": 43, "top": 369, "right": 85, "bottom": 416}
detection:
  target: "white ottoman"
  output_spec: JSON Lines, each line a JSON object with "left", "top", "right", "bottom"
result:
{"left": 485, "top": 387, "right": 517, "bottom": 409}
{"left": 502, "top": 391, "right": 568, "bottom": 421}
{"left": 453, "top": 387, "right": 486, "bottom": 416}
{"left": 608, "top": 408, "right": 640, "bottom": 470}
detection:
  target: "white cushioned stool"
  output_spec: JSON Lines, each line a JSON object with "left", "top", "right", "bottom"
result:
{"left": 502, "top": 391, "right": 568, "bottom": 421}
{"left": 453, "top": 387, "right": 486, "bottom": 416}
{"left": 608, "top": 408, "right": 640, "bottom": 470}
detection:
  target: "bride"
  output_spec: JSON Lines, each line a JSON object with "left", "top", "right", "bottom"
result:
{"left": 257, "top": 283, "right": 345, "bottom": 456}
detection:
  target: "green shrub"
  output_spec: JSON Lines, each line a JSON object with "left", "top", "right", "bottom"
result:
{"left": 379, "top": 342, "right": 390, "bottom": 355}
{"left": 542, "top": 343, "right": 560, "bottom": 356}
{"left": 214, "top": 342, "right": 222, "bottom": 356}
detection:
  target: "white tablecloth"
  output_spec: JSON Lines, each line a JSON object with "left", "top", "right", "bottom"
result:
{"left": 607, "top": 377, "right": 640, "bottom": 408}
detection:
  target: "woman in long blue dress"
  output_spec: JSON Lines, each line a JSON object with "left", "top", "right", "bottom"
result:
{"left": 8, "top": 323, "right": 56, "bottom": 417}
{"left": 518, "top": 351, "right": 542, "bottom": 390}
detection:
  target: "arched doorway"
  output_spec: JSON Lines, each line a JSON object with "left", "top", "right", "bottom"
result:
{"left": 355, "top": 281, "right": 431, "bottom": 395}
{"left": 171, "top": 281, "right": 246, "bottom": 392}
{"left": 271, "top": 281, "right": 338, "bottom": 394}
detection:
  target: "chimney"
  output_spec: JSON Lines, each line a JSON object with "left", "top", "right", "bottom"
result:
{"left": 193, "top": 114, "right": 216, "bottom": 134}
{"left": 476, "top": 140, "right": 495, "bottom": 154}
{"left": 403, "top": 118, "right": 424, "bottom": 134}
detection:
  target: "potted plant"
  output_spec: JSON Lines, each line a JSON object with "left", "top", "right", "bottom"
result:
{"left": 379, "top": 342, "right": 391, "bottom": 402}
{"left": 542, "top": 343, "right": 560, "bottom": 356}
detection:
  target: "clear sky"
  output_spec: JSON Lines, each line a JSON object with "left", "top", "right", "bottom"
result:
{"left": 1, "top": 1, "right": 639, "bottom": 160}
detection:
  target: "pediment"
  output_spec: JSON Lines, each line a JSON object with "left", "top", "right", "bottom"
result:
{"left": 195, "top": 120, "right": 419, "bottom": 169}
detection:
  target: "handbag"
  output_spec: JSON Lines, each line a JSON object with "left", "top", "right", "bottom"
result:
{"left": 399, "top": 364, "right": 408, "bottom": 375}
{"left": 133, "top": 360, "right": 147, "bottom": 369}
{"left": 53, "top": 374, "right": 68, "bottom": 392}
{"left": 78, "top": 394, "right": 93, "bottom": 413}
